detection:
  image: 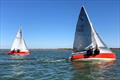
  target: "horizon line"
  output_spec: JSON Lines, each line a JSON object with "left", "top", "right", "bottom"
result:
{"left": 0, "top": 47, "right": 120, "bottom": 49}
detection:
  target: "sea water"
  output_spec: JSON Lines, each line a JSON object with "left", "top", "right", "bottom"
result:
{"left": 0, "top": 49, "right": 120, "bottom": 80}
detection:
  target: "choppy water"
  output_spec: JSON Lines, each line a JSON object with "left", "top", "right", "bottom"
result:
{"left": 0, "top": 49, "right": 120, "bottom": 80}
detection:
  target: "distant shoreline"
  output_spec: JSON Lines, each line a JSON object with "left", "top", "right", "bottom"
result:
{"left": 0, "top": 48, "right": 120, "bottom": 50}
{"left": 110, "top": 48, "right": 120, "bottom": 50}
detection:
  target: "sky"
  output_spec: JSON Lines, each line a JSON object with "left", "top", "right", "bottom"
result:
{"left": 0, "top": 0, "right": 120, "bottom": 49}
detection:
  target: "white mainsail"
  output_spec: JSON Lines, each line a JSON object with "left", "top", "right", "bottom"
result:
{"left": 11, "top": 28, "right": 28, "bottom": 52}
{"left": 73, "top": 6, "right": 112, "bottom": 53}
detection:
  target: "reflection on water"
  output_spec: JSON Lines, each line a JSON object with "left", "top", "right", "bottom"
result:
{"left": 71, "top": 61, "right": 116, "bottom": 80}
{"left": 10, "top": 54, "right": 26, "bottom": 59}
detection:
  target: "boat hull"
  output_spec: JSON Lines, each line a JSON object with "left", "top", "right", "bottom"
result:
{"left": 8, "top": 51, "right": 30, "bottom": 55}
{"left": 70, "top": 53, "right": 116, "bottom": 61}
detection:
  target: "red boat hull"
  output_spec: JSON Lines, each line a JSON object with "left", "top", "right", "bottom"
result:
{"left": 8, "top": 51, "right": 30, "bottom": 55}
{"left": 71, "top": 53, "right": 116, "bottom": 61}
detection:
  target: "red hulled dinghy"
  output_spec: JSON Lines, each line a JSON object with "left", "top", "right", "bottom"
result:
{"left": 8, "top": 27, "right": 30, "bottom": 55}
{"left": 70, "top": 6, "right": 116, "bottom": 61}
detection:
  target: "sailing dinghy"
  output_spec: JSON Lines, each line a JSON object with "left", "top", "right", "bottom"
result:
{"left": 70, "top": 6, "right": 116, "bottom": 61}
{"left": 8, "top": 28, "right": 30, "bottom": 55}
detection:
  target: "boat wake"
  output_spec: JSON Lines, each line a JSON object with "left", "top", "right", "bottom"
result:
{"left": 0, "top": 57, "right": 68, "bottom": 66}
{"left": 39, "top": 58, "right": 67, "bottom": 63}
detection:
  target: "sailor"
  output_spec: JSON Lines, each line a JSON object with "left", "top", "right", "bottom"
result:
{"left": 17, "top": 49, "right": 20, "bottom": 52}
{"left": 94, "top": 46, "right": 100, "bottom": 55}
{"left": 85, "top": 47, "right": 93, "bottom": 58}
